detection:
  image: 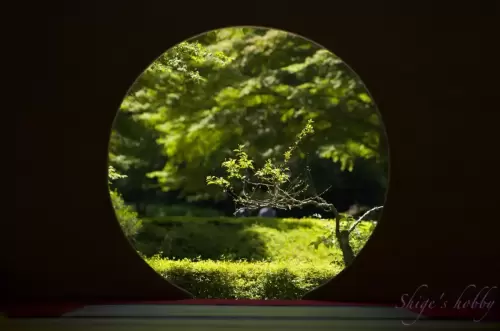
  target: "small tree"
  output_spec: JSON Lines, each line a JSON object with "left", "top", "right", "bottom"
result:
{"left": 206, "top": 120, "right": 382, "bottom": 266}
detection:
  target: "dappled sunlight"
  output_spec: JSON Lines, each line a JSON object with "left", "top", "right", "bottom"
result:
{"left": 240, "top": 219, "right": 341, "bottom": 264}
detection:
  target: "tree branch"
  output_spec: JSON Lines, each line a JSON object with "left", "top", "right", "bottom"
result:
{"left": 348, "top": 205, "right": 383, "bottom": 234}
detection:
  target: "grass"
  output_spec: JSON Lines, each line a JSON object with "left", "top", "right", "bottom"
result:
{"left": 135, "top": 217, "right": 361, "bottom": 265}
{"left": 136, "top": 216, "right": 375, "bottom": 265}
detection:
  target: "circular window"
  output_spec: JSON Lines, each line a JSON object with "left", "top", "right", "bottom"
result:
{"left": 107, "top": 26, "right": 389, "bottom": 299}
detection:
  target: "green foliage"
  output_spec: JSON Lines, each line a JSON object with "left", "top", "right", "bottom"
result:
{"left": 109, "top": 189, "right": 143, "bottom": 240}
{"left": 206, "top": 119, "right": 321, "bottom": 211}
{"left": 108, "top": 39, "right": 228, "bottom": 202}
{"left": 133, "top": 216, "right": 374, "bottom": 267}
{"left": 108, "top": 165, "right": 127, "bottom": 183}
{"left": 113, "top": 27, "right": 387, "bottom": 201}
{"left": 108, "top": 166, "right": 142, "bottom": 241}
{"left": 146, "top": 257, "right": 339, "bottom": 299}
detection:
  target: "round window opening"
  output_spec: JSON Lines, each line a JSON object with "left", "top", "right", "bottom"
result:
{"left": 107, "top": 26, "right": 389, "bottom": 300}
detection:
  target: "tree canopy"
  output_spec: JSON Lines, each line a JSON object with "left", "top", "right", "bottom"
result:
{"left": 109, "top": 27, "right": 388, "bottom": 209}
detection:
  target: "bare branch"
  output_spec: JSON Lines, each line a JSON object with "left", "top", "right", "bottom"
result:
{"left": 348, "top": 205, "right": 383, "bottom": 234}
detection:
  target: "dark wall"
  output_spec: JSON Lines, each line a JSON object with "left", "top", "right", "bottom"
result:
{"left": 8, "top": 1, "right": 500, "bottom": 310}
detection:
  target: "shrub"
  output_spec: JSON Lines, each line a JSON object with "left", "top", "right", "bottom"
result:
{"left": 110, "top": 189, "right": 142, "bottom": 241}
{"left": 146, "top": 256, "right": 339, "bottom": 299}
{"left": 108, "top": 165, "right": 143, "bottom": 241}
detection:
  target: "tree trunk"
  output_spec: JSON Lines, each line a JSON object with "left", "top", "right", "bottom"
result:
{"left": 336, "top": 229, "right": 355, "bottom": 267}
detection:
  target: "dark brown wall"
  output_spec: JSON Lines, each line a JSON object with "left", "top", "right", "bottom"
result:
{"left": 8, "top": 1, "right": 500, "bottom": 308}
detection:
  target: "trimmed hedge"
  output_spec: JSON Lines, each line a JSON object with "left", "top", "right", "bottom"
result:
{"left": 146, "top": 256, "right": 340, "bottom": 299}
